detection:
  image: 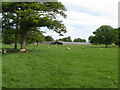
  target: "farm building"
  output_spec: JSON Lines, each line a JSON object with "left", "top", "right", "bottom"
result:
{"left": 61, "top": 42, "right": 92, "bottom": 45}
{"left": 51, "top": 41, "right": 63, "bottom": 45}
{"left": 40, "top": 41, "right": 91, "bottom": 45}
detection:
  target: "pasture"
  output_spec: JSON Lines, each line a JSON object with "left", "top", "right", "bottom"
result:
{"left": 2, "top": 44, "right": 118, "bottom": 88}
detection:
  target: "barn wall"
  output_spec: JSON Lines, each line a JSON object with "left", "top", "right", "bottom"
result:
{"left": 39, "top": 42, "right": 52, "bottom": 45}
{"left": 39, "top": 41, "right": 91, "bottom": 45}
{"left": 63, "top": 42, "right": 92, "bottom": 45}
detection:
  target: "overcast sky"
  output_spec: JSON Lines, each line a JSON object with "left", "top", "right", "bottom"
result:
{"left": 43, "top": 0, "right": 119, "bottom": 41}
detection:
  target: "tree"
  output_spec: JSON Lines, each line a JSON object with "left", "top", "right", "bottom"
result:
{"left": 2, "top": 2, "right": 21, "bottom": 49}
{"left": 88, "top": 36, "right": 94, "bottom": 43}
{"left": 2, "top": 11, "right": 19, "bottom": 45}
{"left": 112, "top": 28, "right": 120, "bottom": 46}
{"left": 2, "top": 2, "right": 67, "bottom": 50}
{"left": 88, "top": 35, "right": 98, "bottom": 44}
{"left": 119, "top": 28, "right": 120, "bottom": 47}
{"left": 74, "top": 38, "right": 86, "bottom": 42}
{"left": 45, "top": 36, "right": 54, "bottom": 41}
{"left": 57, "top": 36, "right": 72, "bottom": 42}
{"left": 93, "top": 25, "right": 114, "bottom": 47}
{"left": 2, "top": 29, "right": 15, "bottom": 44}
{"left": 27, "top": 30, "right": 45, "bottom": 46}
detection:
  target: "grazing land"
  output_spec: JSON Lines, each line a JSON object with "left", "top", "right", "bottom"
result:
{"left": 2, "top": 44, "right": 118, "bottom": 88}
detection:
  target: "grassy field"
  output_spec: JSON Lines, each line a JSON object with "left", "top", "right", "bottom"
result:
{"left": 2, "top": 44, "right": 118, "bottom": 88}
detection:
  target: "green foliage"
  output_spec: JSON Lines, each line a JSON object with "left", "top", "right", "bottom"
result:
{"left": 57, "top": 36, "right": 72, "bottom": 42}
{"left": 88, "top": 36, "right": 98, "bottom": 44}
{"left": 45, "top": 36, "right": 54, "bottom": 41}
{"left": 2, "top": 29, "right": 15, "bottom": 44}
{"left": 112, "top": 28, "right": 120, "bottom": 45}
{"left": 2, "top": 2, "right": 67, "bottom": 49}
{"left": 93, "top": 25, "right": 115, "bottom": 47}
{"left": 74, "top": 38, "right": 86, "bottom": 42}
{"left": 3, "top": 2, "right": 67, "bottom": 34}
{"left": 27, "top": 30, "right": 45, "bottom": 44}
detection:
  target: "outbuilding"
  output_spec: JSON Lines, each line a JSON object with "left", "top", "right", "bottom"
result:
{"left": 51, "top": 41, "right": 63, "bottom": 45}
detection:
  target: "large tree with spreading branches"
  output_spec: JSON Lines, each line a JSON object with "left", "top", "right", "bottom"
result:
{"left": 2, "top": 2, "right": 67, "bottom": 50}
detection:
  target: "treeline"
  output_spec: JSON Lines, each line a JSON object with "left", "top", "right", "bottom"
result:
{"left": 56, "top": 36, "right": 86, "bottom": 42}
{"left": 2, "top": 33, "right": 86, "bottom": 44}
{"left": 2, "top": 33, "right": 54, "bottom": 45}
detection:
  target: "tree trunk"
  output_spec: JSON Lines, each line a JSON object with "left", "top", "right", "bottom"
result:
{"left": 36, "top": 41, "right": 39, "bottom": 46}
{"left": 21, "top": 32, "right": 27, "bottom": 49}
{"left": 119, "top": 42, "right": 120, "bottom": 47}
{"left": 14, "top": 23, "right": 19, "bottom": 49}
{"left": 105, "top": 44, "right": 108, "bottom": 48}
{"left": 14, "top": 33, "right": 18, "bottom": 49}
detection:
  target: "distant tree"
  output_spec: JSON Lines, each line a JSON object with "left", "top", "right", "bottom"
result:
{"left": 45, "top": 36, "right": 54, "bottom": 41}
{"left": 93, "top": 25, "right": 114, "bottom": 47}
{"left": 57, "top": 36, "right": 72, "bottom": 42}
{"left": 119, "top": 28, "right": 120, "bottom": 47}
{"left": 118, "top": 27, "right": 120, "bottom": 47}
{"left": 27, "top": 30, "right": 45, "bottom": 46}
{"left": 82, "top": 39, "right": 86, "bottom": 42}
{"left": 88, "top": 36, "right": 93, "bottom": 43}
{"left": 88, "top": 35, "right": 98, "bottom": 44}
{"left": 112, "top": 28, "right": 120, "bottom": 46}
{"left": 74, "top": 38, "right": 86, "bottom": 42}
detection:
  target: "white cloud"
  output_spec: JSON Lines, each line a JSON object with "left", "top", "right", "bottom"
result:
{"left": 63, "top": 11, "right": 117, "bottom": 27}
{"left": 60, "top": 0, "right": 118, "bottom": 17}
{"left": 60, "top": 0, "right": 119, "bottom": 27}
{"left": 63, "top": 25, "right": 97, "bottom": 41}
{"left": 45, "top": 0, "right": 119, "bottom": 41}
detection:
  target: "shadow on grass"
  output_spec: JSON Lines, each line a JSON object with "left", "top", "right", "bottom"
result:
{"left": 88, "top": 45, "right": 118, "bottom": 48}
{"left": 2, "top": 48, "right": 20, "bottom": 53}
{"left": 2, "top": 48, "right": 42, "bottom": 54}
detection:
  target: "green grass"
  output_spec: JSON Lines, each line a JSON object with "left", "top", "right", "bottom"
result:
{"left": 2, "top": 44, "right": 118, "bottom": 88}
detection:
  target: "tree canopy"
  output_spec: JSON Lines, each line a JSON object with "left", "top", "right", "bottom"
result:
{"left": 56, "top": 36, "right": 72, "bottom": 42}
{"left": 2, "top": 2, "right": 67, "bottom": 50}
{"left": 45, "top": 36, "right": 54, "bottom": 41}
{"left": 91, "top": 25, "right": 115, "bottom": 47}
{"left": 27, "top": 29, "right": 45, "bottom": 45}
{"left": 112, "top": 28, "right": 120, "bottom": 46}
{"left": 74, "top": 38, "right": 86, "bottom": 42}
